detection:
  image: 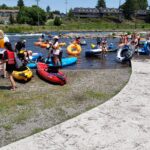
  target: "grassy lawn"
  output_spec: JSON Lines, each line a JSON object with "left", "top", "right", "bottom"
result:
{"left": 0, "top": 68, "right": 131, "bottom": 147}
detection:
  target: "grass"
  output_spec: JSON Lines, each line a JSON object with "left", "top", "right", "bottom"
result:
{"left": 85, "top": 90, "right": 110, "bottom": 100}
{"left": 1, "top": 18, "right": 150, "bottom": 33}
{"left": 2, "top": 124, "right": 12, "bottom": 131}
{"left": 13, "top": 109, "right": 33, "bottom": 124}
{"left": 0, "top": 69, "right": 131, "bottom": 147}
{"left": 31, "top": 128, "right": 44, "bottom": 135}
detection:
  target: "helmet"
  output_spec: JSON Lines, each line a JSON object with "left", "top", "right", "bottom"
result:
{"left": 53, "top": 36, "right": 59, "bottom": 39}
{"left": 22, "top": 40, "right": 26, "bottom": 43}
{"left": 75, "top": 36, "right": 80, "bottom": 39}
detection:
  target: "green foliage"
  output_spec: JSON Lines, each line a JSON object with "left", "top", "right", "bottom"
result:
{"left": 136, "top": 0, "right": 148, "bottom": 10}
{"left": 46, "top": 6, "right": 50, "bottom": 13}
{"left": 0, "top": 4, "right": 7, "bottom": 9}
{"left": 0, "top": 4, "right": 18, "bottom": 10}
{"left": 67, "top": 9, "right": 74, "bottom": 18}
{"left": 17, "top": 6, "right": 46, "bottom": 25}
{"left": 96, "top": 0, "right": 106, "bottom": 9}
{"left": 53, "top": 16, "right": 62, "bottom": 26}
{"left": 146, "top": 11, "right": 150, "bottom": 23}
{"left": 123, "top": 0, "right": 136, "bottom": 19}
{"left": 122, "top": 0, "right": 148, "bottom": 19}
{"left": 17, "top": 0, "right": 24, "bottom": 8}
{"left": 9, "top": 14, "right": 15, "bottom": 24}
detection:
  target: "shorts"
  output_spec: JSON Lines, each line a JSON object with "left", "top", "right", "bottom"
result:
{"left": 6, "top": 64, "right": 16, "bottom": 74}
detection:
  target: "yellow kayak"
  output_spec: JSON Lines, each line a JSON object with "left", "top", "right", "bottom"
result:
{"left": 12, "top": 67, "right": 33, "bottom": 81}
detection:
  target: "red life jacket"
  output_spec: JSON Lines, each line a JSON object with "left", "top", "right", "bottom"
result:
{"left": 6, "top": 50, "right": 15, "bottom": 65}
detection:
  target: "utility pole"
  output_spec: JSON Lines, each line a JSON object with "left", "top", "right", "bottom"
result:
{"left": 65, "top": 0, "right": 68, "bottom": 14}
{"left": 36, "top": 0, "right": 40, "bottom": 26}
{"left": 118, "top": 0, "right": 122, "bottom": 22}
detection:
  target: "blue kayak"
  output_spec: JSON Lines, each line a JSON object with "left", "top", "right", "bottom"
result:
{"left": 29, "top": 53, "right": 43, "bottom": 61}
{"left": 138, "top": 41, "right": 150, "bottom": 55}
{"left": 28, "top": 57, "right": 78, "bottom": 69}
{"left": 46, "top": 57, "right": 78, "bottom": 67}
{"left": 27, "top": 62, "right": 37, "bottom": 69}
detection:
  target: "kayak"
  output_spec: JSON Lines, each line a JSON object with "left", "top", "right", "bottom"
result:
{"left": 27, "top": 62, "right": 37, "bottom": 69}
{"left": 40, "top": 42, "right": 67, "bottom": 48}
{"left": 12, "top": 67, "right": 33, "bottom": 81}
{"left": 80, "top": 40, "right": 87, "bottom": 46}
{"left": 137, "top": 40, "right": 150, "bottom": 55}
{"left": 34, "top": 42, "right": 42, "bottom": 46}
{"left": 85, "top": 49, "right": 102, "bottom": 57}
{"left": 29, "top": 52, "right": 43, "bottom": 61}
{"left": 37, "top": 62, "right": 66, "bottom": 85}
{"left": 46, "top": 57, "right": 78, "bottom": 67}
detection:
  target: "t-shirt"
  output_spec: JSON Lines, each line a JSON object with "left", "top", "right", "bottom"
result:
{"left": 53, "top": 42, "right": 60, "bottom": 55}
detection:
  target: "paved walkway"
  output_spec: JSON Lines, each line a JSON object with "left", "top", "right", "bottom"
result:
{"left": 1, "top": 59, "right": 150, "bottom": 150}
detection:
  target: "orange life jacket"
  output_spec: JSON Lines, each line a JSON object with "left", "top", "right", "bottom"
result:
{"left": 0, "top": 38, "right": 5, "bottom": 48}
{"left": 6, "top": 50, "right": 15, "bottom": 65}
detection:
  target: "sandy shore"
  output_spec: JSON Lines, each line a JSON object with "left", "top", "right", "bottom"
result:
{"left": 0, "top": 68, "right": 130, "bottom": 147}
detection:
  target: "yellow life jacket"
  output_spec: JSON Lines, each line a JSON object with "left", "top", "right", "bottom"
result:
{"left": 0, "top": 38, "right": 5, "bottom": 48}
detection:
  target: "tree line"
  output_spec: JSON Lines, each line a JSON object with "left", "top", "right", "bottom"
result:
{"left": 0, "top": 0, "right": 150, "bottom": 25}
{"left": 0, "top": 0, "right": 62, "bottom": 26}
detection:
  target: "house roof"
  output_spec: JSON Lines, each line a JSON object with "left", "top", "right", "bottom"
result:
{"left": 73, "top": 7, "right": 99, "bottom": 13}
{"left": 0, "top": 9, "right": 19, "bottom": 13}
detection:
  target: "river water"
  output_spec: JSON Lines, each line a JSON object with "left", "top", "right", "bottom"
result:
{"left": 6, "top": 32, "right": 129, "bottom": 70}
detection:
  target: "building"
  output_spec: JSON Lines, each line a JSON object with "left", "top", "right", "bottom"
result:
{"left": 72, "top": 8, "right": 100, "bottom": 18}
{"left": 0, "top": 9, "right": 19, "bottom": 24}
{"left": 72, "top": 7, "right": 149, "bottom": 20}
{"left": 135, "top": 10, "right": 149, "bottom": 20}
{"left": 72, "top": 7, "right": 122, "bottom": 18}
{"left": 99, "top": 7, "right": 122, "bottom": 17}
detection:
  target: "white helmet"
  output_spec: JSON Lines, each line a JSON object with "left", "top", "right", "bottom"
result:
{"left": 53, "top": 36, "right": 59, "bottom": 39}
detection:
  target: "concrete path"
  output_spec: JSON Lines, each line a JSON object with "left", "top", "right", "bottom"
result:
{"left": 1, "top": 59, "right": 150, "bottom": 150}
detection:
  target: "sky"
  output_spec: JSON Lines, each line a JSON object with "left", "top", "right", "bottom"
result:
{"left": 0, "top": 0, "right": 149, "bottom": 13}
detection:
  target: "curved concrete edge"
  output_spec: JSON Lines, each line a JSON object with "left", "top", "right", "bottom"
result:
{"left": 1, "top": 59, "right": 150, "bottom": 150}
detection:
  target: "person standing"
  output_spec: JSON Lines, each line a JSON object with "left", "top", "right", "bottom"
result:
{"left": 0, "top": 42, "right": 16, "bottom": 91}
{"left": 50, "top": 36, "right": 61, "bottom": 66}
{"left": 0, "top": 30, "right": 9, "bottom": 78}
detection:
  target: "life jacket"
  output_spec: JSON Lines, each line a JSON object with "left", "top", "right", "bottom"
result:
{"left": 6, "top": 50, "right": 15, "bottom": 65}
{"left": 0, "top": 38, "right": 5, "bottom": 48}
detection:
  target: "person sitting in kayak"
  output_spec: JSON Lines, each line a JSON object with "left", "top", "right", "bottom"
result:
{"left": 15, "top": 41, "right": 29, "bottom": 66}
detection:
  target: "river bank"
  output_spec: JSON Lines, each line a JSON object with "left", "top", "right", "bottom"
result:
{"left": 0, "top": 68, "right": 131, "bottom": 147}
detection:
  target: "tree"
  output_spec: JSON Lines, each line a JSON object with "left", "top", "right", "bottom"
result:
{"left": 9, "top": 14, "right": 15, "bottom": 24}
{"left": 122, "top": 0, "right": 137, "bottom": 19}
{"left": 0, "top": 4, "right": 8, "bottom": 9}
{"left": 17, "top": 0, "right": 24, "bottom": 8}
{"left": 67, "top": 8, "right": 74, "bottom": 18}
{"left": 53, "top": 16, "right": 62, "bottom": 26}
{"left": 136, "top": 0, "right": 148, "bottom": 10}
{"left": 96, "top": 0, "right": 106, "bottom": 9}
{"left": 146, "top": 11, "right": 150, "bottom": 23}
{"left": 17, "top": 6, "right": 46, "bottom": 25}
{"left": 46, "top": 6, "right": 50, "bottom": 13}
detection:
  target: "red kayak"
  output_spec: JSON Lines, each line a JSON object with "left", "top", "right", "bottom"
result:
{"left": 37, "top": 62, "right": 66, "bottom": 85}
